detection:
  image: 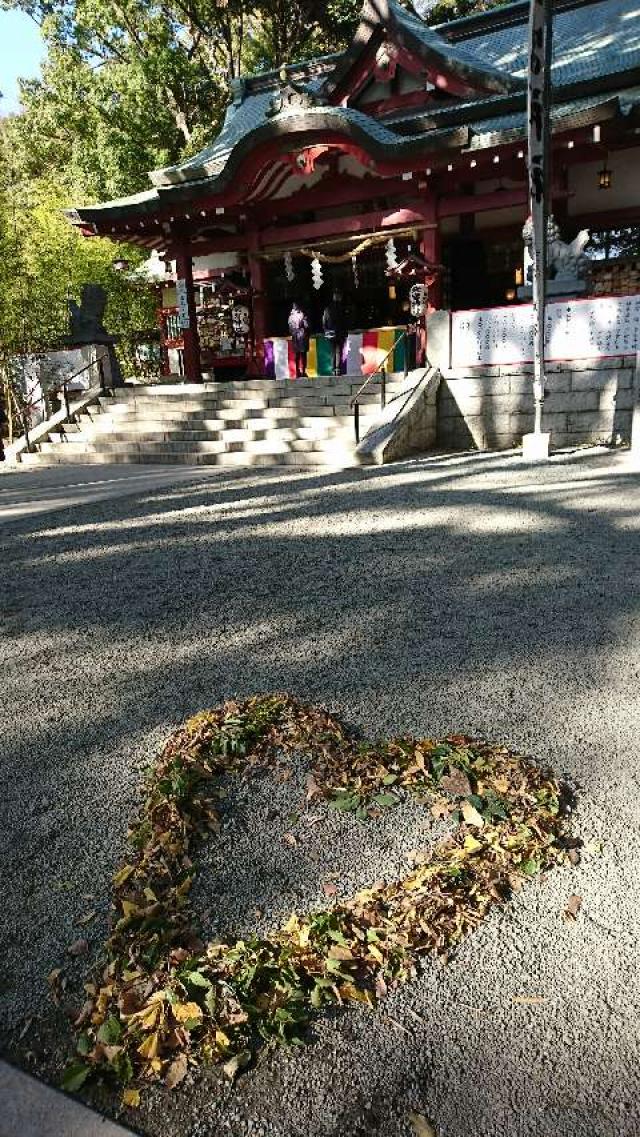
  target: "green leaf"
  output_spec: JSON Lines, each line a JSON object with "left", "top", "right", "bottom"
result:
{"left": 327, "top": 927, "right": 347, "bottom": 945}
{"left": 521, "top": 858, "right": 541, "bottom": 876}
{"left": 76, "top": 1033, "right": 91, "bottom": 1056}
{"left": 97, "top": 1015, "right": 122, "bottom": 1045}
{"left": 184, "top": 970, "right": 211, "bottom": 989}
{"left": 111, "top": 1050, "right": 133, "bottom": 1085}
{"left": 382, "top": 773, "right": 398, "bottom": 785}
{"left": 61, "top": 1061, "right": 91, "bottom": 1093}
{"left": 372, "top": 793, "right": 398, "bottom": 808}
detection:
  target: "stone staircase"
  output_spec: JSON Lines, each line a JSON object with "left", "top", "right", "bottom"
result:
{"left": 19, "top": 375, "right": 408, "bottom": 468}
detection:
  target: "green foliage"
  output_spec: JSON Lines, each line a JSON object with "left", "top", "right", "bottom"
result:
{"left": 0, "top": 120, "right": 155, "bottom": 368}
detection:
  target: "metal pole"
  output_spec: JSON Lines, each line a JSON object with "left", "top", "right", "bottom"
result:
{"left": 354, "top": 400, "right": 360, "bottom": 444}
{"left": 381, "top": 366, "right": 386, "bottom": 409}
{"left": 527, "top": 0, "right": 553, "bottom": 436}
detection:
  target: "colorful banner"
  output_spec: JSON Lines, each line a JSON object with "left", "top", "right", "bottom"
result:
{"left": 265, "top": 328, "right": 405, "bottom": 380}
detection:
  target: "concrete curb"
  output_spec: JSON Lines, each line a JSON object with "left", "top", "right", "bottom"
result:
{"left": 0, "top": 1061, "right": 135, "bottom": 1137}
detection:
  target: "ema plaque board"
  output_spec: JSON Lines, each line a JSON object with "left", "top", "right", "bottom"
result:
{"left": 451, "top": 294, "right": 640, "bottom": 368}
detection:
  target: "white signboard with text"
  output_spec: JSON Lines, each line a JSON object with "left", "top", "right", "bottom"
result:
{"left": 451, "top": 294, "right": 640, "bottom": 368}
{"left": 176, "top": 278, "right": 190, "bottom": 330}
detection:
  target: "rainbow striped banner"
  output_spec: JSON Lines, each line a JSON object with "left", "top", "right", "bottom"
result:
{"left": 265, "top": 328, "right": 405, "bottom": 380}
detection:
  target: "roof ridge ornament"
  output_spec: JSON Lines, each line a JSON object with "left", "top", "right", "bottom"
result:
{"left": 267, "top": 68, "right": 327, "bottom": 119}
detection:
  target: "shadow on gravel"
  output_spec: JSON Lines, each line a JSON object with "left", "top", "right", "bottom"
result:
{"left": 1, "top": 449, "right": 640, "bottom": 1137}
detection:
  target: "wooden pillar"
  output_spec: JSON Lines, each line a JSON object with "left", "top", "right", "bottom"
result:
{"left": 174, "top": 243, "right": 202, "bottom": 382}
{"left": 247, "top": 230, "right": 268, "bottom": 376}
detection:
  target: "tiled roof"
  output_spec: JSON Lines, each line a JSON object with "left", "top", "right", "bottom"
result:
{"left": 72, "top": 0, "right": 640, "bottom": 222}
{"left": 156, "top": 0, "right": 640, "bottom": 186}
{"left": 462, "top": 0, "right": 640, "bottom": 87}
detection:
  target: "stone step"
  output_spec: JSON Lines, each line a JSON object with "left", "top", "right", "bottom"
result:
{"left": 22, "top": 446, "right": 365, "bottom": 469}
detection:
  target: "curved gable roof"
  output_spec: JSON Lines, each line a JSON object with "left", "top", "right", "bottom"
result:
{"left": 322, "top": 0, "right": 523, "bottom": 100}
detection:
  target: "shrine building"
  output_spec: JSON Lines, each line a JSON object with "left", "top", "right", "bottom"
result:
{"left": 67, "top": 0, "right": 640, "bottom": 391}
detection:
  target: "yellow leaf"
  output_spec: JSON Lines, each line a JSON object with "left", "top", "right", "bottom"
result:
{"left": 215, "top": 1028, "right": 231, "bottom": 1049}
{"left": 283, "top": 913, "right": 299, "bottom": 935}
{"left": 131, "top": 1002, "right": 162, "bottom": 1030}
{"left": 463, "top": 834, "right": 482, "bottom": 853}
{"left": 408, "top": 1111, "right": 436, "bottom": 1137}
{"left": 173, "top": 1002, "right": 203, "bottom": 1024}
{"left": 122, "top": 1088, "right": 141, "bottom": 1108}
{"left": 461, "top": 800, "right": 484, "bottom": 828}
{"left": 113, "top": 864, "right": 135, "bottom": 888}
{"left": 367, "top": 945, "right": 384, "bottom": 965}
{"left": 143, "top": 887, "right": 158, "bottom": 903}
{"left": 339, "top": 983, "right": 372, "bottom": 1006}
{"left": 137, "top": 1032, "right": 161, "bottom": 1059}
{"left": 121, "top": 900, "right": 140, "bottom": 919}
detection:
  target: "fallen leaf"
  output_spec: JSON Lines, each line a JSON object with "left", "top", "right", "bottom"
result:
{"left": 567, "top": 849, "right": 581, "bottom": 866}
{"left": 441, "top": 769, "right": 472, "bottom": 797}
{"left": 322, "top": 882, "right": 338, "bottom": 897}
{"left": 430, "top": 800, "right": 450, "bottom": 821}
{"left": 222, "top": 1050, "right": 251, "bottom": 1081}
{"left": 122, "top": 1088, "right": 141, "bottom": 1108}
{"left": 306, "top": 772, "right": 322, "bottom": 800}
{"left": 283, "top": 833, "right": 297, "bottom": 847}
{"left": 375, "top": 974, "right": 388, "bottom": 999}
{"left": 461, "top": 799, "right": 484, "bottom": 828}
{"left": 76, "top": 911, "right": 97, "bottom": 927}
{"left": 137, "top": 1032, "right": 161, "bottom": 1059}
{"left": 165, "top": 1053, "right": 188, "bottom": 1089}
{"left": 585, "top": 839, "right": 604, "bottom": 855}
{"left": 408, "top": 1110, "right": 436, "bottom": 1137}
{"left": 173, "top": 1001, "right": 203, "bottom": 1024}
{"left": 48, "top": 968, "right": 63, "bottom": 987}
{"left": 113, "top": 864, "right": 135, "bottom": 888}
{"left": 61, "top": 1061, "right": 91, "bottom": 1093}
{"left": 67, "top": 939, "right": 89, "bottom": 957}
{"left": 564, "top": 894, "right": 582, "bottom": 921}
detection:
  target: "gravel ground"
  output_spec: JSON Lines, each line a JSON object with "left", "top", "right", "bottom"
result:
{"left": 1, "top": 448, "right": 640, "bottom": 1137}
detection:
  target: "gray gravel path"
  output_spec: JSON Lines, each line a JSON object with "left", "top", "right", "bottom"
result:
{"left": 1, "top": 448, "right": 639, "bottom": 1137}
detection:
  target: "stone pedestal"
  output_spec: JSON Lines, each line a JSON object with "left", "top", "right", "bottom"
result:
{"left": 522, "top": 431, "right": 551, "bottom": 461}
{"left": 517, "top": 278, "right": 588, "bottom": 301}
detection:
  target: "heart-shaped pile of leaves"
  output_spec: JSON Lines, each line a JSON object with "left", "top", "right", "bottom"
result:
{"left": 60, "top": 694, "right": 574, "bottom": 1105}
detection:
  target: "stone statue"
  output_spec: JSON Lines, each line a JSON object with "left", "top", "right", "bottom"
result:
{"left": 68, "top": 284, "right": 112, "bottom": 345}
{"left": 520, "top": 216, "right": 591, "bottom": 297}
{"left": 67, "top": 283, "right": 124, "bottom": 386}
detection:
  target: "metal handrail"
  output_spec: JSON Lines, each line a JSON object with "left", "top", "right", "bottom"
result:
{"left": 59, "top": 349, "right": 110, "bottom": 422}
{"left": 349, "top": 331, "right": 408, "bottom": 444}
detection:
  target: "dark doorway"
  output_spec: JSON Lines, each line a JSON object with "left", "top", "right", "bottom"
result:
{"left": 444, "top": 238, "right": 488, "bottom": 310}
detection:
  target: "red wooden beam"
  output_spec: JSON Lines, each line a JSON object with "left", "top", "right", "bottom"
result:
{"left": 259, "top": 202, "right": 436, "bottom": 249}
{"left": 438, "top": 187, "right": 528, "bottom": 218}
{"left": 250, "top": 174, "right": 421, "bottom": 222}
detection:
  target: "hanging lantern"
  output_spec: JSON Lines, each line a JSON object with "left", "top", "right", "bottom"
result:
{"left": 311, "top": 256, "right": 323, "bottom": 290}
{"left": 598, "top": 162, "right": 612, "bottom": 190}
{"left": 352, "top": 253, "right": 359, "bottom": 288}
{"left": 284, "top": 250, "right": 295, "bottom": 282}
{"left": 385, "top": 237, "right": 399, "bottom": 272}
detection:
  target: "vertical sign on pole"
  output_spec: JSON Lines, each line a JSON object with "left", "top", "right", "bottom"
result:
{"left": 176, "top": 278, "right": 190, "bottom": 329}
{"left": 525, "top": 0, "right": 552, "bottom": 456}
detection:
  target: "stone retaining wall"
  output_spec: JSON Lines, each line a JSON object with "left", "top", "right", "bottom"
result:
{"left": 436, "top": 356, "right": 638, "bottom": 452}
